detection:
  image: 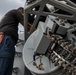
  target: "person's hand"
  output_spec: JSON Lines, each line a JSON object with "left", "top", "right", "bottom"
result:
{"left": 28, "top": 23, "right": 36, "bottom": 31}
{"left": 0, "top": 34, "right": 4, "bottom": 43}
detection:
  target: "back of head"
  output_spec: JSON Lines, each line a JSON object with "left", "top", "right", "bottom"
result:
{"left": 17, "top": 7, "right": 24, "bottom": 14}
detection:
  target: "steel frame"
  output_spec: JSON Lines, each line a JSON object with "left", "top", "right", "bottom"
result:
{"left": 24, "top": 0, "right": 76, "bottom": 41}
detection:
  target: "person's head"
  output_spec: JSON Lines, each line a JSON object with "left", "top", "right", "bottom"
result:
{"left": 17, "top": 7, "right": 24, "bottom": 14}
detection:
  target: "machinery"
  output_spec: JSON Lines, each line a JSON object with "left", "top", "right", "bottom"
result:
{"left": 23, "top": 0, "right": 76, "bottom": 75}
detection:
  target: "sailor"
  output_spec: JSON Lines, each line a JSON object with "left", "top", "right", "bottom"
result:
{"left": 0, "top": 7, "right": 24, "bottom": 75}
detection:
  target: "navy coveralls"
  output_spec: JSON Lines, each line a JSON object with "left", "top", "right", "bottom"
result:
{"left": 0, "top": 35, "right": 15, "bottom": 75}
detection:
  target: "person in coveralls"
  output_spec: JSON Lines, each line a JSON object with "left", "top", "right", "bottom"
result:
{"left": 0, "top": 7, "right": 24, "bottom": 75}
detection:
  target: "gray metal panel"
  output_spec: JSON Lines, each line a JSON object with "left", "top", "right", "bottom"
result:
{"left": 45, "top": 15, "right": 55, "bottom": 30}
{"left": 33, "top": 22, "right": 45, "bottom": 53}
{"left": 34, "top": 34, "right": 51, "bottom": 54}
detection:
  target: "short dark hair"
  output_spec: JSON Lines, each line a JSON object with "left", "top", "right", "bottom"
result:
{"left": 17, "top": 7, "right": 24, "bottom": 13}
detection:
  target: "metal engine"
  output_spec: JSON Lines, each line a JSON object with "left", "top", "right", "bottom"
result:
{"left": 23, "top": 0, "right": 76, "bottom": 75}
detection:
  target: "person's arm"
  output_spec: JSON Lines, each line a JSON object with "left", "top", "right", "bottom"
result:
{"left": 20, "top": 19, "right": 32, "bottom": 31}
{"left": 20, "top": 19, "right": 24, "bottom": 26}
{"left": 28, "top": 22, "right": 32, "bottom": 31}
{"left": 28, "top": 22, "right": 36, "bottom": 31}
{"left": 0, "top": 32, "right": 4, "bottom": 43}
